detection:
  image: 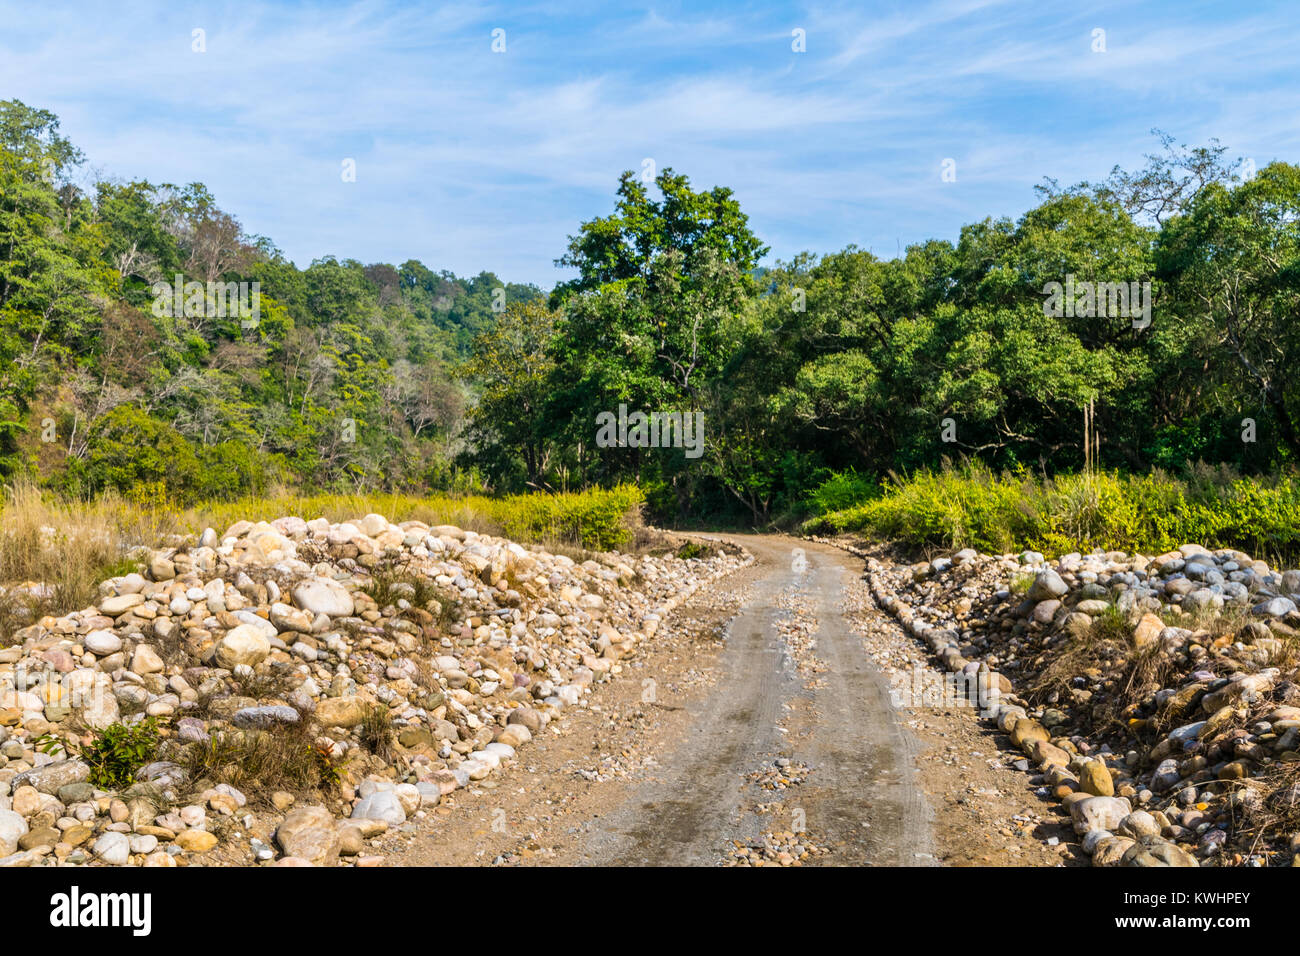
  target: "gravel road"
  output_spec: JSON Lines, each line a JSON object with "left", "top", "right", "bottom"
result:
{"left": 575, "top": 534, "right": 936, "bottom": 865}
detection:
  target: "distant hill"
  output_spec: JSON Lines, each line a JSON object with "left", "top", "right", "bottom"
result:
{"left": 0, "top": 99, "right": 540, "bottom": 501}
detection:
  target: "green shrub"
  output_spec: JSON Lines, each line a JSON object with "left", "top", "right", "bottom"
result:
{"left": 805, "top": 461, "right": 1300, "bottom": 563}
{"left": 802, "top": 469, "right": 880, "bottom": 516}
{"left": 69, "top": 407, "right": 280, "bottom": 506}
{"left": 492, "top": 484, "right": 644, "bottom": 550}
{"left": 47, "top": 718, "right": 163, "bottom": 791}
{"left": 675, "top": 540, "right": 708, "bottom": 560}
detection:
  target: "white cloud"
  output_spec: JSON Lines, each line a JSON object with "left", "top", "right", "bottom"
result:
{"left": 1, "top": 0, "right": 1295, "bottom": 284}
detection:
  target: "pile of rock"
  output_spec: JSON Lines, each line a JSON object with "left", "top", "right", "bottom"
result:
{"left": 0, "top": 515, "right": 744, "bottom": 866}
{"left": 854, "top": 541, "right": 1300, "bottom": 867}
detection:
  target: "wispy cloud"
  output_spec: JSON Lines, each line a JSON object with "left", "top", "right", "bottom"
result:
{"left": 1, "top": 0, "right": 1296, "bottom": 285}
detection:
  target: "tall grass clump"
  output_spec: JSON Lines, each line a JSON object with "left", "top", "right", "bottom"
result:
{"left": 0, "top": 480, "right": 178, "bottom": 641}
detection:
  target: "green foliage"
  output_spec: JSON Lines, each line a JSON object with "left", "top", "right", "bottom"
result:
{"left": 479, "top": 133, "right": 1293, "bottom": 527}
{"left": 0, "top": 98, "right": 543, "bottom": 496}
{"left": 4, "top": 98, "right": 1300, "bottom": 555}
{"left": 491, "top": 484, "right": 645, "bottom": 551}
{"left": 802, "top": 470, "right": 880, "bottom": 516}
{"left": 1010, "top": 571, "right": 1036, "bottom": 596}
{"left": 675, "top": 540, "right": 707, "bottom": 560}
{"left": 53, "top": 718, "right": 163, "bottom": 791}
{"left": 1090, "top": 603, "right": 1132, "bottom": 644}
{"left": 808, "top": 461, "right": 1300, "bottom": 563}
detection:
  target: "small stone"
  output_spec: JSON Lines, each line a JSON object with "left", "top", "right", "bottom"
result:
{"left": 350, "top": 790, "right": 405, "bottom": 826}
{"left": 316, "top": 696, "right": 367, "bottom": 729}
{"left": 1092, "top": 836, "right": 1135, "bottom": 866}
{"left": 18, "top": 827, "right": 60, "bottom": 850}
{"left": 1027, "top": 570, "right": 1068, "bottom": 602}
{"left": 1080, "top": 761, "right": 1114, "bottom": 797}
{"left": 1070, "top": 796, "right": 1131, "bottom": 836}
{"left": 12, "top": 760, "right": 90, "bottom": 795}
{"left": 99, "top": 593, "right": 144, "bottom": 616}
{"left": 291, "top": 578, "right": 355, "bottom": 617}
{"left": 0, "top": 810, "right": 29, "bottom": 855}
{"left": 131, "top": 645, "right": 166, "bottom": 675}
{"left": 93, "top": 831, "right": 131, "bottom": 865}
{"left": 57, "top": 782, "right": 94, "bottom": 804}
{"left": 1121, "top": 835, "right": 1198, "bottom": 867}
{"left": 276, "top": 806, "right": 340, "bottom": 865}
{"left": 176, "top": 829, "right": 218, "bottom": 853}
{"left": 84, "top": 630, "right": 123, "bottom": 655}
{"left": 129, "top": 833, "right": 159, "bottom": 854}
{"left": 62, "top": 825, "right": 92, "bottom": 847}
{"left": 1116, "top": 811, "right": 1161, "bottom": 840}
{"left": 337, "top": 825, "right": 364, "bottom": 856}
{"left": 233, "top": 705, "right": 300, "bottom": 730}
{"left": 11, "top": 786, "right": 41, "bottom": 817}
{"left": 208, "top": 793, "right": 240, "bottom": 816}
{"left": 214, "top": 625, "right": 271, "bottom": 668}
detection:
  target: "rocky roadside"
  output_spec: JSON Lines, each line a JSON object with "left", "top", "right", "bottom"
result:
{"left": 0, "top": 515, "right": 746, "bottom": 867}
{"left": 819, "top": 535, "right": 1300, "bottom": 868}
{"left": 841, "top": 575, "right": 1076, "bottom": 866}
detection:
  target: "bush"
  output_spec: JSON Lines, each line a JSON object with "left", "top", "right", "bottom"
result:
{"left": 492, "top": 484, "right": 645, "bottom": 550}
{"left": 74, "top": 406, "right": 201, "bottom": 502}
{"left": 802, "top": 469, "right": 880, "bottom": 516}
{"left": 46, "top": 718, "right": 164, "bottom": 791}
{"left": 68, "top": 407, "right": 281, "bottom": 505}
{"left": 194, "top": 442, "right": 283, "bottom": 500}
{"left": 805, "top": 461, "right": 1300, "bottom": 563}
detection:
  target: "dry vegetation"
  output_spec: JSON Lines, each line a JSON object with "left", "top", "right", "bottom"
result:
{"left": 0, "top": 481, "right": 645, "bottom": 644}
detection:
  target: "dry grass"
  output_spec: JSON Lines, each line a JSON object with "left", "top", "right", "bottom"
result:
{"left": 1116, "top": 640, "right": 1183, "bottom": 734}
{"left": 1028, "top": 606, "right": 1130, "bottom": 705}
{"left": 1025, "top": 604, "right": 1188, "bottom": 734}
{"left": 174, "top": 714, "right": 341, "bottom": 804}
{"left": 184, "top": 663, "right": 300, "bottom": 719}
{"left": 0, "top": 480, "right": 177, "bottom": 643}
{"left": 358, "top": 703, "right": 395, "bottom": 762}
{"left": 1236, "top": 763, "right": 1300, "bottom": 864}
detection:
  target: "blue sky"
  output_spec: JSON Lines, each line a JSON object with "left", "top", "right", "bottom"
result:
{"left": 3, "top": 0, "right": 1298, "bottom": 288}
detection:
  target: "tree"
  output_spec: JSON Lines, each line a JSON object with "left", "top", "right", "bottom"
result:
{"left": 462, "top": 300, "right": 558, "bottom": 489}
{"left": 1157, "top": 162, "right": 1300, "bottom": 460}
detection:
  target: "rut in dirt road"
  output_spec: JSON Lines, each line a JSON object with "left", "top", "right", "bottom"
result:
{"left": 577, "top": 535, "right": 936, "bottom": 866}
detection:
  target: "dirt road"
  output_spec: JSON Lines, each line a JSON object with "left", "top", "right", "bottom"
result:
{"left": 385, "top": 534, "right": 1071, "bottom": 867}
{"left": 576, "top": 534, "right": 934, "bottom": 865}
